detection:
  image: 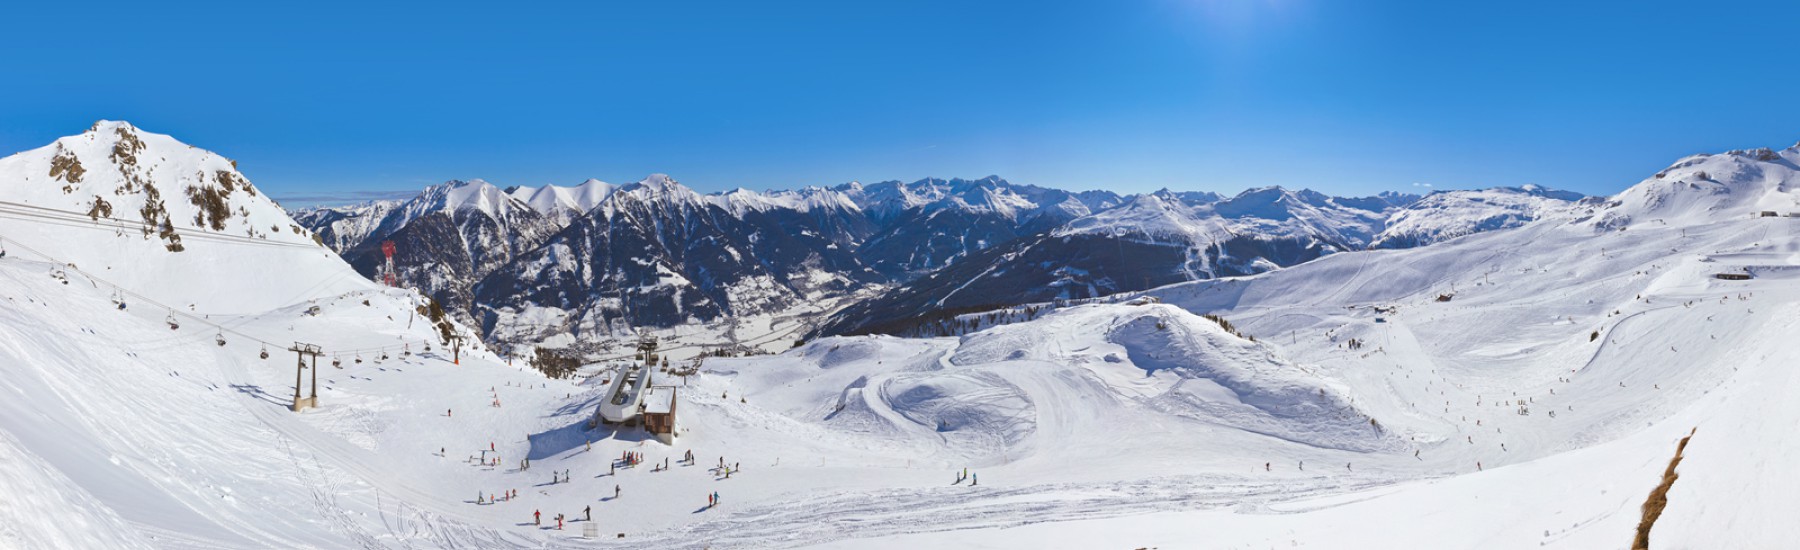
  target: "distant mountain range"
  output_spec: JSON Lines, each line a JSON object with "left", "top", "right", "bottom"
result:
{"left": 291, "top": 171, "right": 1585, "bottom": 345}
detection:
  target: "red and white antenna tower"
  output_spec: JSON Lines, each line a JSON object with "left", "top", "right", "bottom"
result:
{"left": 380, "top": 240, "right": 397, "bottom": 287}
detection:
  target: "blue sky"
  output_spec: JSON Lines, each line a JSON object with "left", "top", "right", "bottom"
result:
{"left": 4, "top": 0, "right": 1798, "bottom": 202}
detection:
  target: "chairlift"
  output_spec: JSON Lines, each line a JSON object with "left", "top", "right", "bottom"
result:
{"left": 215, "top": 331, "right": 227, "bottom": 347}
{"left": 166, "top": 312, "right": 180, "bottom": 330}
{"left": 355, "top": 353, "right": 363, "bottom": 364}
{"left": 403, "top": 344, "right": 411, "bottom": 357}
{"left": 380, "top": 351, "right": 390, "bottom": 361}
{"left": 332, "top": 356, "right": 342, "bottom": 368}
{"left": 259, "top": 344, "right": 269, "bottom": 360}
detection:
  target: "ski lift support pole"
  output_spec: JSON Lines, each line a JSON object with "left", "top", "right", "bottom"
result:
{"left": 290, "top": 342, "right": 322, "bottom": 411}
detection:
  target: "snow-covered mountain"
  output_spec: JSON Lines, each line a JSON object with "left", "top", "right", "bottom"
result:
{"left": 289, "top": 199, "right": 401, "bottom": 251}
{"left": 505, "top": 178, "right": 617, "bottom": 225}
{"left": 0, "top": 121, "right": 353, "bottom": 313}
{"left": 838, "top": 177, "right": 1124, "bottom": 277}
{"left": 1589, "top": 144, "right": 1800, "bottom": 230}
{"left": 323, "top": 179, "right": 561, "bottom": 322}
{"left": 294, "top": 170, "right": 1579, "bottom": 346}
{"left": 818, "top": 187, "right": 1425, "bottom": 336}
{"left": 0, "top": 120, "right": 306, "bottom": 250}
{"left": 1370, "top": 185, "right": 1584, "bottom": 249}
{"left": 473, "top": 174, "right": 879, "bottom": 341}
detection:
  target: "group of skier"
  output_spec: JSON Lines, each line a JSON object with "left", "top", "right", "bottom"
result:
{"left": 477, "top": 488, "right": 518, "bottom": 505}
{"left": 954, "top": 467, "right": 978, "bottom": 486}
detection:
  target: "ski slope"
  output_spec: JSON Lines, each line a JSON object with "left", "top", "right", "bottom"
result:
{"left": 3, "top": 131, "right": 1799, "bottom": 548}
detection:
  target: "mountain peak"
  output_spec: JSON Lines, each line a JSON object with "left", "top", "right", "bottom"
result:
{"left": 84, "top": 119, "right": 140, "bottom": 135}
{"left": 446, "top": 178, "right": 493, "bottom": 189}
{"left": 620, "top": 173, "right": 691, "bottom": 195}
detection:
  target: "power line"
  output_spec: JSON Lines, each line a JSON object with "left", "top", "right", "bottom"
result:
{"left": 0, "top": 199, "right": 320, "bottom": 250}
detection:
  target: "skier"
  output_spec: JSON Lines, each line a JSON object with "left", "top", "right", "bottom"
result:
{"left": 556, "top": 514, "right": 563, "bottom": 530}
{"left": 534, "top": 510, "right": 541, "bottom": 526}
{"left": 611, "top": 462, "right": 616, "bottom": 476}
{"left": 972, "top": 473, "right": 978, "bottom": 486}
{"left": 713, "top": 491, "right": 719, "bottom": 507}
{"left": 447, "top": 409, "right": 452, "bottom": 417}
{"left": 1264, "top": 462, "right": 1270, "bottom": 472}
{"left": 584, "top": 506, "right": 591, "bottom": 521}
{"left": 614, "top": 484, "right": 621, "bottom": 499}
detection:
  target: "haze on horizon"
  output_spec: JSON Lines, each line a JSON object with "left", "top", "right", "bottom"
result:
{"left": 3, "top": 0, "right": 1798, "bottom": 201}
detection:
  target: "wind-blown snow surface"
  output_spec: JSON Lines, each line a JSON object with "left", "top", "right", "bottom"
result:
{"left": 5, "top": 129, "right": 1800, "bottom": 549}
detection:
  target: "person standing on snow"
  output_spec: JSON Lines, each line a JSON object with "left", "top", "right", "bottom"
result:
{"left": 614, "top": 484, "right": 621, "bottom": 499}
{"left": 534, "top": 510, "right": 541, "bottom": 526}
{"left": 584, "top": 505, "right": 591, "bottom": 521}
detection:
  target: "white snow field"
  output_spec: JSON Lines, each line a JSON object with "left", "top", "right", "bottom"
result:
{"left": 3, "top": 124, "right": 1799, "bottom": 549}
